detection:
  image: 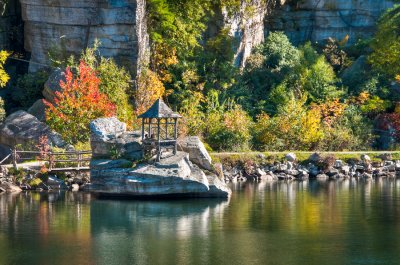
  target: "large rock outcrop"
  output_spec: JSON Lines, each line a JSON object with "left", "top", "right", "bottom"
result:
{"left": 90, "top": 152, "right": 231, "bottom": 198}
{"left": 0, "top": 110, "right": 65, "bottom": 148}
{"left": 20, "top": 0, "right": 149, "bottom": 73}
{"left": 265, "top": 0, "right": 395, "bottom": 45}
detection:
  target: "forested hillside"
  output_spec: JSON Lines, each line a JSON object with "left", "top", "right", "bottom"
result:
{"left": 1, "top": 0, "right": 400, "bottom": 152}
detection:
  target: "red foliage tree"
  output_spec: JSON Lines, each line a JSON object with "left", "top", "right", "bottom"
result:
{"left": 44, "top": 61, "right": 116, "bottom": 144}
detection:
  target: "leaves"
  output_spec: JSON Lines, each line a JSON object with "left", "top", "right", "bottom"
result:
{"left": 44, "top": 61, "right": 116, "bottom": 144}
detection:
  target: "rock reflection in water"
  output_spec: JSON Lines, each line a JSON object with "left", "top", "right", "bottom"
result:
{"left": 90, "top": 198, "right": 229, "bottom": 265}
{"left": 1, "top": 180, "right": 400, "bottom": 265}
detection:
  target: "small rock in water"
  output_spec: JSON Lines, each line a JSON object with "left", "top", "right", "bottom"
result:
{"left": 316, "top": 174, "right": 329, "bottom": 180}
{"left": 71, "top": 184, "right": 79, "bottom": 191}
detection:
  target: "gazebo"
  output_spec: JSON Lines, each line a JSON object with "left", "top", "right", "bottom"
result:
{"left": 138, "top": 98, "right": 182, "bottom": 161}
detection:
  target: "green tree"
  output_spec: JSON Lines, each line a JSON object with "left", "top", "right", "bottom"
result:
{"left": 369, "top": 5, "right": 400, "bottom": 77}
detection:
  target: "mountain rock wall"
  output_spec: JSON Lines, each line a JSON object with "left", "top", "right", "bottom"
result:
{"left": 20, "top": 0, "right": 149, "bottom": 74}
{"left": 223, "top": 0, "right": 286, "bottom": 67}
{"left": 265, "top": 0, "right": 395, "bottom": 45}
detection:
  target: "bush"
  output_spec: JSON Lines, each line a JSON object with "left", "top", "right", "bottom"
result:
{"left": 254, "top": 97, "right": 324, "bottom": 151}
{"left": 45, "top": 61, "right": 116, "bottom": 144}
{"left": 205, "top": 105, "right": 252, "bottom": 151}
{"left": 12, "top": 71, "right": 49, "bottom": 108}
{"left": 78, "top": 44, "right": 135, "bottom": 127}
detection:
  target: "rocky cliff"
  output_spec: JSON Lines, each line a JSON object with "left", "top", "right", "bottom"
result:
{"left": 265, "top": 0, "right": 395, "bottom": 45}
{"left": 20, "top": 0, "right": 149, "bottom": 73}
{"left": 2, "top": 0, "right": 397, "bottom": 73}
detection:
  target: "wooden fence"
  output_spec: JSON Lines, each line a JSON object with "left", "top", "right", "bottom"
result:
{"left": 1, "top": 149, "right": 92, "bottom": 171}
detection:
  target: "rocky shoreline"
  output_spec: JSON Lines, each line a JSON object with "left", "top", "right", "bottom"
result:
{"left": 2, "top": 151, "right": 400, "bottom": 195}
{"left": 0, "top": 166, "right": 89, "bottom": 193}
{"left": 221, "top": 153, "right": 400, "bottom": 182}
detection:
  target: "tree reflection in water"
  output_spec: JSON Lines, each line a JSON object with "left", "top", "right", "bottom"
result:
{"left": 1, "top": 179, "right": 400, "bottom": 265}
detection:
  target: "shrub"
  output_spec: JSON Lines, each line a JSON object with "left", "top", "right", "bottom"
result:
{"left": 77, "top": 44, "right": 135, "bottom": 127}
{"left": 12, "top": 71, "right": 49, "bottom": 108}
{"left": 254, "top": 97, "right": 324, "bottom": 151}
{"left": 44, "top": 61, "right": 116, "bottom": 144}
{"left": 0, "top": 50, "right": 10, "bottom": 88}
{"left": 205, "top": 105, "right": 252, "bottom": 151}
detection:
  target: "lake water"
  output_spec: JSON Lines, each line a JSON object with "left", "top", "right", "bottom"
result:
{"left": 1, "top": 179, "right": 400, "bottom": 265}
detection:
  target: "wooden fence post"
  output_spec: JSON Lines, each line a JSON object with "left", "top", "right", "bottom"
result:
{"left": 12, "top": 148, "right": 17, "bottom": 169}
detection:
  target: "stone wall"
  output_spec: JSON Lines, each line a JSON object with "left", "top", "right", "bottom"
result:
{"left": 20, "top": 0, "right": 149, "bottom": 74}
{"left": 265, "top": 0, "right": 395, "bottom": 45}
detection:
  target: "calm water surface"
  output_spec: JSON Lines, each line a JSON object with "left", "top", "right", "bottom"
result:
{"left": 1, "top": 179, "right": 400, "bottom": 265}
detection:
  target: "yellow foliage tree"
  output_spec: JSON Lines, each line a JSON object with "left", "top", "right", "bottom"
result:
{"left": 0, "top": 50, "right": 10, "bottom": 88}
{"left": 134, "top": 69, "right": 165, "bottom": 116}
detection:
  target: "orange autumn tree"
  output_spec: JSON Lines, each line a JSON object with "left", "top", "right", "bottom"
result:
{"left": 44, "top": 61, "right": 116, "bottom": 144}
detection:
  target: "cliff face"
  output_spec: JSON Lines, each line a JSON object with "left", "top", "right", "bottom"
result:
{"left": 20, "top": 0, "right": 149, "bottom": 74}
{"left": 265, "top": 0, "right": 395, "bottom": 45}
{"left": 222, "top": 0, "right": 285, "bottom": 67}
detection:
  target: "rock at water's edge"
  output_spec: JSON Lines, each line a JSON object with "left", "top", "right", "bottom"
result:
{"left": 90, "top": 152, "right": 231, "bottom": 198}
{"left": 178, "top": 136, "right": 213, "bottom": 171}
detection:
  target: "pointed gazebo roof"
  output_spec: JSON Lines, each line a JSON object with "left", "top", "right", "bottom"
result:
{"left": 138, "top": 98, "right": 182, "bottom": 119}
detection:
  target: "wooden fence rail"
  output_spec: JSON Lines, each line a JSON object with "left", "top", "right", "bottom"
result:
{"left": 6, "top": 149, "right": 92, "bottom": 171}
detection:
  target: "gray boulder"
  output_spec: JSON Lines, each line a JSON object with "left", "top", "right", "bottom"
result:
{"left": 42, "top": 68, "right": 65, "bottom": 105}
{"left": 90, "top": 152, "right": 231, "bottom": 198}
{"left": 90, "top": 117, "right": 142, "bottom": 160}
{"left": 90, "top": 117, "right": 127, "bottom": 141}
{"left": 0, "top": 110, "right": 65, "bottom": 148}
{"left": 178, "top": 136, "right": 213, "bottom": 171}
{"left": 0, "top": 182, "right": 22, "bottom": 193}
{"left": 46, "top": 176, "right": 68, "bottom": 190}
{"left": 90, "top": 159, "right": 133, "bottom": 170}
{"left": 28, "top": 99, "right": 46, "bottom": 122}
{"left": 285, "top": 152, "right": 296, "bottom": 162}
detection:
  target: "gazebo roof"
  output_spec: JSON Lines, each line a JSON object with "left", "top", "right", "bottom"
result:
{"left": 138, "top": 98, "right": 182, "bottom": 119}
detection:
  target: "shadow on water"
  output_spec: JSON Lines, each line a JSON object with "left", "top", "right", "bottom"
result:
{"left": 2, "top": 179, "right": 400, "bottom": 265}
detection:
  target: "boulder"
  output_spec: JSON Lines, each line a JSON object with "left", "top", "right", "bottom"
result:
{"left": 71, "top": 183, "right": 79, "bottom": 192}
{"left": 46, "top": 176, "right": 68, "bottom": 190}
{"left": 0, "top": 110, "right": 65, "bottom": 148}
{"left": 308, "top": 152, "right": 322, "bottom": 163}
{"left": 90, "top": 117, "right": 127, "bottom": 141}
{"left": 361, "top": 154, "right": 371, "bottom": 162}
{"left": 316, "top": 174, "right": 329, "bottom": 180}
{"left": 90, "top": 117, "right": 143, "bottom": 160}
{"left": 285, "top": 152, "right": 296, "bottom": 162}
{"left": 42, "top": 68, "right": 65, "bottom": 104}
{"left": 90, "top": 152, "right": 231, "bottom": 198}
{"left": 0, "top": 182, "right": 22, "bottom": 193}
{"left": 178, "top": 136, "right": 213, "bottom": 171}
{"left": 28, "top": 99, "right": 46, "bottom": 122}
{"left": 90, "top": 159, "right": 133, "bottom": 170}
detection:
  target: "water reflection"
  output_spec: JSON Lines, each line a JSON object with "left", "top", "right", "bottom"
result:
{"left": 1, "top": 180, "right": 400, "bottom": 265}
